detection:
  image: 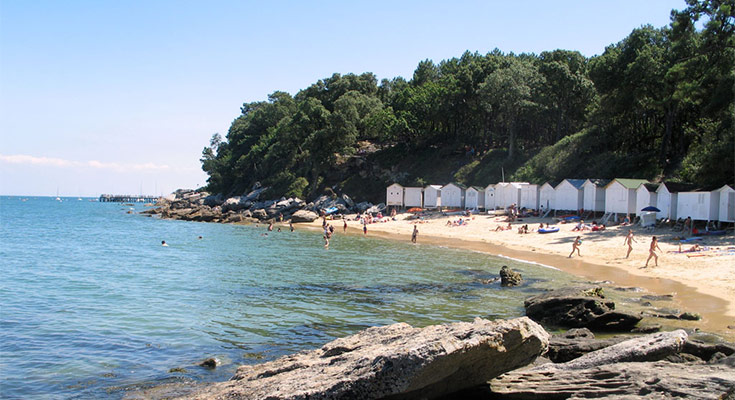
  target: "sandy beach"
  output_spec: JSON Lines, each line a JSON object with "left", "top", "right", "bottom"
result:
{"left": 305, "top": 212, "right": 735, "bottom": 338}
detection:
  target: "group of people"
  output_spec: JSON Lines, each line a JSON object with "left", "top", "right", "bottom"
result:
{"left": 571, "top": 220, "right": 606, "bottom": 232}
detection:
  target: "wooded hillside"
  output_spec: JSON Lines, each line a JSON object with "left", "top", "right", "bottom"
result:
{"left": 201, "top": 0, "right": 734, "bottom": 203}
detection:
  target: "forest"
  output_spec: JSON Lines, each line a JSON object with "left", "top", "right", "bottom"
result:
{"left": 201, "top": 0, "right": 734, "bottom": 203}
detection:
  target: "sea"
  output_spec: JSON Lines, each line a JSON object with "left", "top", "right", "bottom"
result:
{"left": 0, "top": 196, "right": 584, "bottom": 399}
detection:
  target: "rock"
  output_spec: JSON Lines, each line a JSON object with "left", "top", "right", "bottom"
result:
{"left": 499, "top": 266, "right": 522, "bottom": 287}
{"left": 243, "top": 187, "right": 268, "bottom": 202}
{"left": 199, "top": 358, "right": 220, "bottom": 369}
{"left": 203, "top": 194, "right": 224, "bottom": 207}
{"left": 356, "top": 202, "right": 373, "bottom": 213}
{"left": 342, "top": 193, "right": 355, "bottom": 208}
{"left": 221, "top": 196, "right": 252, "bottom": 212}
{"left": 490, "top": 361, "right": 735, "bottom": 399}
{"left": 547, "top": 329, "right": 628, "bottom": 363}
{"left": 291, "top": 210, "right": 318, "bottom": 223}
{"left": 182, "top": 317, "right": 550, "bottom": 400}
{"left": 631, "top": 324, "right": 662, "bottom": 334}
{"left": 538, "top": 330, "right": 688, "bottom": 371}
{"left": 683, "top": 340, "right": 735, "bottom": 362}
{"left": 680, "top": 312, "right": 702, "bottom": 321}
{"left": 251, "top": 209, "right": 268, "bottom": 220}
{"left": 524, "top": 286, "right": 643, "bottom": 331}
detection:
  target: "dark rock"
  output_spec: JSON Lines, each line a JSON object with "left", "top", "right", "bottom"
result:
{"left": 182, "top": 318, "right": 550, "bottom": 400}
{"left": 499, "top": 266, "right": 522, "bottom": 287}
{"left": 199, "top": 358, "right": 220, "bottom": 369}
{"left": 560, "top": 328, "right": 594, "bottom": 340}
{"left": 683, "top": 340, "right": 735, "bottom": 361}
{"left": 243, "top": 187, "right": 268, "bottom": 202}
{"left": 680, "top": 312, "right": 701, "bottom": 321}
{"left": 524, "top": 286, "right": 642, "bottom": 331}
{"left": 342, "top": 193, "right": 355, "bottom": 208}
{"left": 356, "top": 202, "right": 373, "bottom": 213}
{"left": 631, "top": 324, "right": 662, "bottom": 334}
{"left": 203, "top": 194, "right": 224, "bottom": 207}
{"left": 221, "top": 196, "right": 252, "bottom": 212}
{"left": 291, "top": 210, "right": 318, "bottom": 223}
{"left": 641, "top": 294, "right": 674, "bottom": 301}
{"left": 547, "top": 330, "right": 628, "bottom": 363}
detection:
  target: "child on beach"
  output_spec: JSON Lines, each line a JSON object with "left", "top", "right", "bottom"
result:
{"left": 624, "top": 229, "right": 637, "bottom": 258}
{"left": 569, "top": 236, "right": 582, "bottom": 258}
{"left": 644, "top": 236, "right": 662, "bottom": 267}
{"left": 411, "top": 225, "right": 418, "bottom": 243}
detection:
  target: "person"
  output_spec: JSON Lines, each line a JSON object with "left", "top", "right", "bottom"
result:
{"left": 683, "top": 216, "right": 693, "bottom": 235}
{"left": 277, "top": 227, "right": 281, "bottom": 232}
{"left": 572, "top": 220, "right": 584, "bottom": 231}
{"left": 161, "top": 240, "right": 168, "bottom": 247}
{"left": 289, "top": 221, "right": 294, "bottom": 232}
{"left": 363, "top": 221, "right": 367, "bottom": 236}
{"left": 621, "top": 214, "right": 631, "bottom": 226}
{"left": 569, "top": 236, "right": 582, "bottom": 258}
{"left": 644, "top": 236, "right": 661, "bottom": 267}
{"left": 624, "top": 229, "right": 637, "bottom": 258}
{"left": 268, "top": 222, "right": 274, "bottom": 231}
{"left": 197, "top": 236, "right": 203, "bottom": 240}
{"left": 343, "top": 218, "right": 347, "bottom": 233}
{"left": 411, "top": 225, "right": 418, "bottom": 243}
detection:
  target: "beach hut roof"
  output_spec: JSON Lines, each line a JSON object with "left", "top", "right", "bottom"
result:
{"left": 388, "top": 182, "right": 403, "bottom": 188}
{"left": 470, "top": 186, "right": 485, "bottom": 191}
{"left": 541, "top": 181, "right": 561, "bottom": 188}
{"left": 583, "top": 178, "right": 612, "bottom": 187}
{"left": 717, "top": 184, "right": 735, "bottom": 192}
{"left": 425, "top": 184, "right": 443, "bottom": 190}
{"left": 442, "top": 182, "right": 467, "bottom": 190}
{"left": 642, "top": 183, "right": 660, "bottom": 192}
{"left": 608, "top": 178, "right": 649, "bottom": 190}
{"left": 657, "top": 181, "right": 697, "bottom": 193}
{"left": 559, "top": 179, "right": 586, "bottom": 189}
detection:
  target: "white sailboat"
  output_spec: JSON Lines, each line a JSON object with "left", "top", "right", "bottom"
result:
{"left": 55, "top": 187, "right": 61, "bottom": 202}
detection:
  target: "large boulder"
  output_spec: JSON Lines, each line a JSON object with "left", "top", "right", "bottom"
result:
{"left": 203, "top": 194, "right": 224, "bottom": 207}
{"left": 499, "top": 266, "right": 522, "bottom": 287}
{"left": 524, "top": 286, "right": 642, "bottom": 331}
{"left": 291, "top": 210, "right": 318, "bottom": 223}
{"left": 182, "top": 317, "right": 550, "bottom": 400}
{"left": 546, "top": 328, "right": 628, "bottom": 363}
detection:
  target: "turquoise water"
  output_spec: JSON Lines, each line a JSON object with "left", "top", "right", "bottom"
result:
{"left": 0, "top": 196, "right": 578, "bottom": 399}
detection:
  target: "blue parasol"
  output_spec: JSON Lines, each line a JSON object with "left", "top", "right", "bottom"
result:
{"left": 640, "top": 206, "right": 661, "bottom": 212}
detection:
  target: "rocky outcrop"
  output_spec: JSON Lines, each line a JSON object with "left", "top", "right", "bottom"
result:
{"left": 291, "top": 210, "right": 319, "bottom": 223}
{"left": 546, "top": 328, "right": 628, "bottom": 363}
{"left": 182, "top": 317, "right": 550, "bottom": 400}
{"left": 499, "top": 266, "right": 522, "bottom": 287}
{"left": 524, "top": 286, "right": 642, "bottom": 331}
{"left": 490, "top": 360, "right": 735, "bottom": 399}
{"left": 490, "top": 330, "right": 735, "bottom": 399}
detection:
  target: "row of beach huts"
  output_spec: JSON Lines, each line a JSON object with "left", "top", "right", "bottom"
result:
{"left": 386, "top": 179, "right": 735, "bottom": 223}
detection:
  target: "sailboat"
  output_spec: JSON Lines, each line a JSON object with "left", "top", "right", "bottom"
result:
{"left": 55, "top": 187, "right": 61, "bottom": 202}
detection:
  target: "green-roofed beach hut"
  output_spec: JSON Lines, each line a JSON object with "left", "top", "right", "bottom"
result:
{"left": 604, "top": 178, "right": 649, "bottom": 215}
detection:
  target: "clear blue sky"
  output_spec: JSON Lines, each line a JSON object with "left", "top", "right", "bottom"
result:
{"left": 0, "top": 0, "right": 686, "bottom": 196}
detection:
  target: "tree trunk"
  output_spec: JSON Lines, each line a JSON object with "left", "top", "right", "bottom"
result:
{"left": 660, "top": 106, "right": 674, "bottom": 167}
{"left": 508, "top": 121, "right": 516, "bottom": 160}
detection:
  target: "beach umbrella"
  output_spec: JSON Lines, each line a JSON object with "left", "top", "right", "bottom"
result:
{"left": 640, "top": 206, "right": 661, "bottom": 212}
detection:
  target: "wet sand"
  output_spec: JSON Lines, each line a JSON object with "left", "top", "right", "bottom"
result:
{"left": 300, "top": 213, "right": 735, "bottom": 339}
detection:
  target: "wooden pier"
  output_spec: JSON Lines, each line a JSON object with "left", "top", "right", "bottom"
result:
{"left": 99, "top": 194, "right": 162, "bottom": 203}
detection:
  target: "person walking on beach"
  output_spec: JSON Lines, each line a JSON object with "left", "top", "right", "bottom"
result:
{"left": 569, "top": 236, "right": 582, "bottom": 258}
{"left": 343, "top": 217, "right": 347, "bottom": 233}
{"left": 363, "top": 220, "right": 367, "bottom": 236}
{"left": 644, "top": 236, "right": 661, "bottom": 267}
{"left": 624, "top": 229, "right": 637, "bottom": 258}
{"left": 411, "top": 225, "right": 418, "bottom": 243}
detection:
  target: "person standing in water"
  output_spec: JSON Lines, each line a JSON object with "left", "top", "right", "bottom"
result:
{"left": 343, "top": 217, "right": 347, "bottom": 233}
{"left": 411, "top": 225, "right": 418, "bottom": 243}
{"left": 644, "top": 236, "right": 661, "bottom": 267}
{"left": 623, "top": 229, "right": 637, "bottom": 258}
{"left": 568, "top": 236, "right": 582, "bottom": 258}
{"left": 161, "top": 240, "right": 168, "bottom": 247}
{"left": 289, "top": 221, "right": 294, "bottom": 232}
{"left": 363, "top": 220, "right": 367, "bottom": 236}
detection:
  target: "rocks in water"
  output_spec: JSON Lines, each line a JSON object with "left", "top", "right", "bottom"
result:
{"left": 182, "top": 317, "right": 550, "bottom": 400}
{"left": 499, "top": 266, "right": 522, "bottom": 287}
{"left": 646, "top": 310, "right": 702, "bottom": 321}
{"left": 199, "top": 358, "right": 220, "bottom": 369}
{"left": 524, "top": 286, "right": 643, "bottom": 331}
{"left": 291, "top": 210, "right": 318, "bottom": 223}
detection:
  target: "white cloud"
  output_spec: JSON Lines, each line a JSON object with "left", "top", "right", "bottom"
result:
{"left": 0, "top": 154, "right": 172, "bottom": 172}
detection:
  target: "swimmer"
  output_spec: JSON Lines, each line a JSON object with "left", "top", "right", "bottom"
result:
{"left": 198, "top": 236, "right": 203, "bottom": 240}
{"left": 289, "top": 222, "right": 294, "bottom": 232}
{"left": 161, "top": 240, "right": 168, "bottom": 247}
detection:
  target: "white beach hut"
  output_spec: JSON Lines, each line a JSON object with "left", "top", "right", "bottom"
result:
{"left": 716, "top": 185, "right": 735, "bottom": 223}
{"left": 403, "top": 187, "right": 423, "bottom": 208}
{"left": 677, "top": 189, "right": 720, "bottom": 222}
{"left": 538, "top": 181, "right": 558, "bottom": 211}
{"left": 495, "top": 182, "right": 525, "bottom": 209}
{"left": 555, "top": 179, "right": 585, "bottom": 211}
{"left": 635, "top": 183, "right": 659, "bottom": 210}
{"left": 582, "top": 179, "right": 610, "bottom": 213}
{"left": 655, "top": 182, "right": 696, "bottom": 220}
{"left": 519, "top": 184, "right": 538, "bottom": 210}
{"left": 465, "top": 186, "right": 485, "bottom": 210}
{"left": 423, "top": 185, "right": 442, "bottom": 209}
{"left": 484, "top": 184, "right": 496, "bottom": 211}
{"left": 441, "top": 183, "right": 466, "bottom": 209}
{"left": 604, "top": 178, "right": 648, "bottom": 216}
{"left": 386, "top": 183, "right": 404, "bottom": 207}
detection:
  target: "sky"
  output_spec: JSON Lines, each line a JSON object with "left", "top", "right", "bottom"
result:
{"left": 0, "top": 0, "right": 688, "bottom": 197}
